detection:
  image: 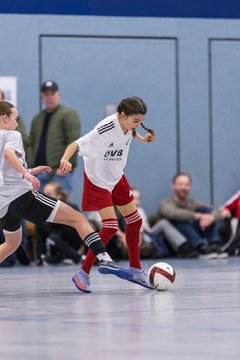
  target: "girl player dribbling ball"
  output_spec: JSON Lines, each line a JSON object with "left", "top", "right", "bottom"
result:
{"left": 0, "top": 100, "right": 134, "bottom": 284}
{"left": 60, "top": 96, "right": 156, "bottom": 293}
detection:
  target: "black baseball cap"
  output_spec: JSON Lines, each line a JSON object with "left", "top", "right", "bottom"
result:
{"left": 41, "top": 80, "right": 59, "bottom": 93}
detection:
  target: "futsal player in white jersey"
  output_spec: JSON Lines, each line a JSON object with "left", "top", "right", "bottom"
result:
{"left": 60, "top": 96, "right": 156, "bottom": 293}
{"left": 0, "top": 101, "right": 133, "bottom": 284}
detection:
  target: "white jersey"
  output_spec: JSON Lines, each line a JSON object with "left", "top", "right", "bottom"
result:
{"left": 0, "top": 130, "right": 32, "bottom": 218}
{"left": 75, "top": 113, "right": 133, "bottom": 191}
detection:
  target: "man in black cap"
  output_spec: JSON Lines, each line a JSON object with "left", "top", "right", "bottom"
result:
{"left": 28, "top": 80, "right": 80, "bottom": 194}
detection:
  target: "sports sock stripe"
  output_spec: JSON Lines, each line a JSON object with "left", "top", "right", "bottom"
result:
{"left": 102, "top": 220, "right": 118, "bottom": 229}
{"left": 85, "top": 232, "right": 100, "bottom": 247}
{"left": 125, "top": 211, "right": 141, "bottom": 224}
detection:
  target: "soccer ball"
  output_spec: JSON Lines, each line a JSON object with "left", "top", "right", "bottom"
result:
{"left": 148, "top": 262, "right": 176, "bottom": 291}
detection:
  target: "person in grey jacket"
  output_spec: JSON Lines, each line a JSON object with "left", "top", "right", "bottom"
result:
{"left": 159, "top": 172, "right": 228, "bottom": 259}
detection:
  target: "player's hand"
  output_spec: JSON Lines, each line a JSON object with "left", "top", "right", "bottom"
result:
{"left": 55, "top": 167, "right": 69, "bottom": 176}
{"left": 30, "top": 166, "right": 52, "bottom": 175}
{"left": 220, "top": 208, "right": 231, "bottom": 219}
{"left": 198, "top": 214, "right": 215, "bottom": 230}
{"left": 23, "top": 172, "right": 40, "bottom": 191}
{"left": 59, "top": 158, "right": 72, "bottom": 173}
{"left": 143, "top": 133, "right": 156, "bottom": 143}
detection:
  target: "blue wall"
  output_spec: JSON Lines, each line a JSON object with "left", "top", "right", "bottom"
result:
{"left": 1, "top": 0, "right": 240, "bottom": 18}
{"left": 1, "top": 13, "right": 240, "bottom": 214}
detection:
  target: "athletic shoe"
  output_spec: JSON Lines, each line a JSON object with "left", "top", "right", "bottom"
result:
{"left": 197, "top": 243, "right": 218, "bottom": 259}
{"left": 217, "top": 251, "right": 229, "bottom": 259}
{"left": 72, "top": 269, "right": 91, "bottom": 293}
{"left": 198, "top": 243, "right": 228, "bottom": 260}
{"left": 126, "top": 267, "right": 153, "bottom": 290}
{"left": 98, "top": 260, "right": 134, "bottom": 281}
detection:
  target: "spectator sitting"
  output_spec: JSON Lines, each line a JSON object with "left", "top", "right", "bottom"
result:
{"left": 159, "top": 172, "right": 229, "bottom": 259}
{"left": 36, "top": 181, "right": 84, "bottom": 265}
{"left": 132, "top": 187, "right": 198, "bottom": 258}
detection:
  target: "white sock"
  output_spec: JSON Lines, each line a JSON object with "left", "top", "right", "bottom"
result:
{"left": 97, "top": 252, "right": 112, "bottom": 262}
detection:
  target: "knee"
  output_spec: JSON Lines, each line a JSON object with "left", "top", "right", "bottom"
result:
{"left": 158, "top": 219, "right": 169, "bottom": 229}
{"left": 3, "top": 231, "right": 22, "bottom": 251}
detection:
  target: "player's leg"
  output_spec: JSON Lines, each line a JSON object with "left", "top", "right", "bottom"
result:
{"left": 73, "top": 174, "right": 131, "bottom": 292}
{"left": 0, "top": 228, "right": 22, "bottom": 263}
{"left": 117, "top": 202, "right": 152, "bottom": 289}
{"left": 112, "top": 176, "right": 142, "bottom": 269}
{"left": 8, "top": 191, "right": 133, "bottom": 291}
{"left": 74, "top": 206, "right": 121, "bottom": 293}
{"left": 81, "top": 206, "right": 118, "bottom": 274}
{"left": 0, "top": 213, "right": 22, "bottom": 263}
{"left": 51, "top": 200, "right": 134, "bottom": 291}
{"left": 112, "top": 176, "right": 153, "bottom": 289}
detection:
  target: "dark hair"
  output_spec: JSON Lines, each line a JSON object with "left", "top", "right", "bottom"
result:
{"left": 172, "top": 172, "right": 192, "bottom": 184}
{"left": 117, "top": 96, "right": 155, "bottom": 137}
{"left": 117, "top": 96, "right": 147, "bottom": 116}
{"left": 44, "top": 181, "right": 68, "bottom": 202}
{"left": 0, "top": 101, "right": 15, "bottom": 116}
{"left": 0, "top": 89, "right": 5, "bottom": 100}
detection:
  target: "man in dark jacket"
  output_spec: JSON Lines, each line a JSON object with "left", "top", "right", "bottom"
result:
{"left": 28, "top": 80, "right": 80, "bottom": 194}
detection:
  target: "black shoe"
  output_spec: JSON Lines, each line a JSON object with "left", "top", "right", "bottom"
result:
{"left": 44, "top": 254, "right": 63, "bottom": 264}
{"left": 197, "top": 243, "right": 228, "bottom": 259}
{"left": 176, "top": 243, "right": 198, "bottom": 258}
{"left": 222, "top": 239, "right": 240, "bottom": 256}
{"left": 209, "top": 242, "right": 228, "bottom": 259}
{"left": 197, "top": 244, "right": 218, "bottom": 259}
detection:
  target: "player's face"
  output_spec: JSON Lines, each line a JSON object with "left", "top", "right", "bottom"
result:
{"left": 41, "top": 91, "right": 61, "bottom": 111}
{"left": 173, "top": 175, "right": 191, "bottom": 200}
{"left": 120, "top": 112, "right": 145, "bottom": 132}
{"left": 7, "top": 108, "right": 19, "bottom": 130}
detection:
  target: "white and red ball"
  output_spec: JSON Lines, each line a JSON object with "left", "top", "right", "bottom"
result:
{"left": 148, "top": 262, "right": 176, "bottom": 291}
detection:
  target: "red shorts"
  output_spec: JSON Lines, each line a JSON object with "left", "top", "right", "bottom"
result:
{"left": 82, "top": 172, "right": 134, "bottom": 211}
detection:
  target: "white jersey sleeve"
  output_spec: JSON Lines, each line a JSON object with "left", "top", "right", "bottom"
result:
{"left": 75, "top": 128, "right": 106, "bottom": 158}
{"left": 75, "top": 118, "right": 115, "bottom": 158}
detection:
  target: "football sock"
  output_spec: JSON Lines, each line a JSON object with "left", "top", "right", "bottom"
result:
{"left": 82, "top": 219, "right": 118, "bottom": 274}
{"left": 124, "top": 210, "right": 142, "bottom": 269}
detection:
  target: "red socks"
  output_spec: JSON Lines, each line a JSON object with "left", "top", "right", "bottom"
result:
{"left": 82, "top": 218, "right": 118, "bottom": 274}
{"left": 124, "top": 210, "right": 142, "bottom": 269}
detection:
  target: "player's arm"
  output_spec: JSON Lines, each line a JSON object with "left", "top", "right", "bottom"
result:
{"left": 4, "top": 148, "right": 40, "bottom": 190}
{"left": 30, "top": 166, "right": 52, "bottom": 175}
{"left": 60, "top": 141, "right": 79, "bottom": 173}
